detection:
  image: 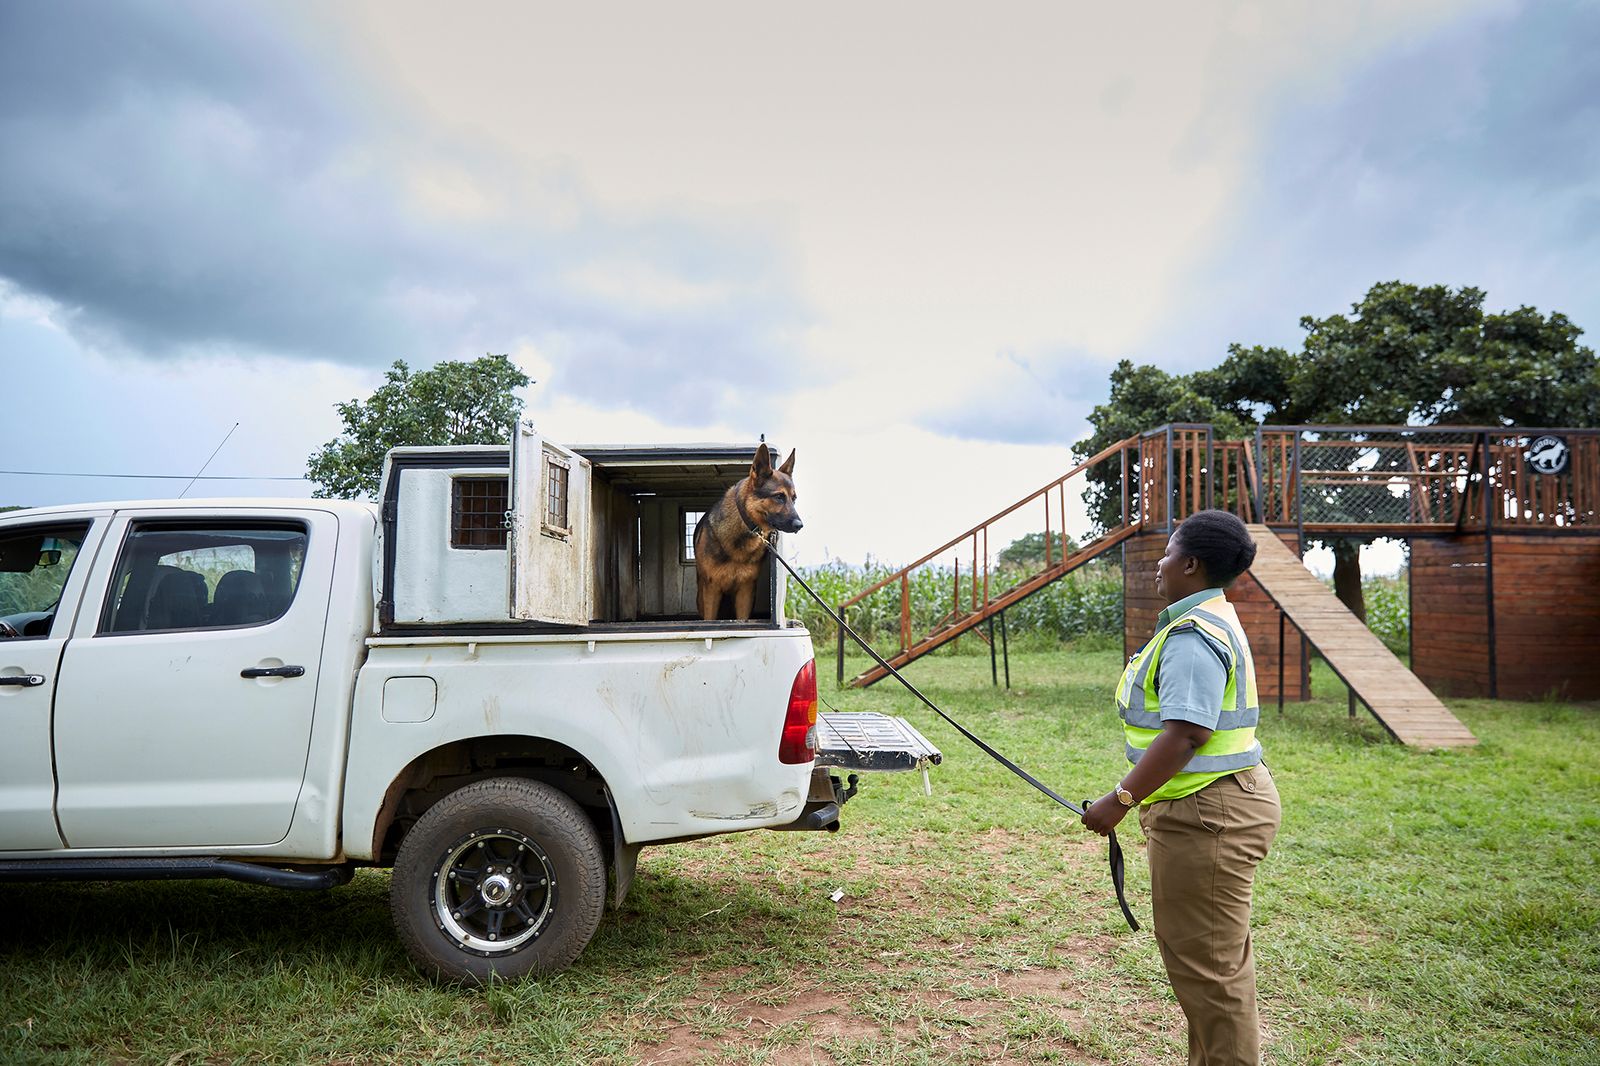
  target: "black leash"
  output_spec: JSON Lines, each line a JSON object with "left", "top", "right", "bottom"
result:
{"left": 760, "top": 539, "right": 1141, "bottom": 932}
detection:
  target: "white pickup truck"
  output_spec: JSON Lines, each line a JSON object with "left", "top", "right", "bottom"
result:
{"left": 0, "top": 429, "right": 938, "bottom": 982}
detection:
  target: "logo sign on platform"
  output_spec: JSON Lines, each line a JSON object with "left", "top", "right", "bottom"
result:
{"left": 1526, "top": 435, "right": 1570, "bottom": 476}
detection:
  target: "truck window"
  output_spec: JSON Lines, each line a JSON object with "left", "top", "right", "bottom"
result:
{"left": 101, "top": 524, "right": 308, "bottom": 634}
{"left": 0, "top": 523, "right": 90, "bottom": 638}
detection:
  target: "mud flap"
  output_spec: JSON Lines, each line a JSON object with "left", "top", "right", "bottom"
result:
{"left": 607, "top": 792, "right": 641, "bottom": 908}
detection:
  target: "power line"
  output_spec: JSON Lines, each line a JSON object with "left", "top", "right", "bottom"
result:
{"left": 0, "top": 469, "right": 307, "bottom": 481}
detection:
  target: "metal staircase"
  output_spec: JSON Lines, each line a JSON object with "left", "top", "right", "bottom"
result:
{"left": 833, "top": 425, "right": 1255, "bottom": 688}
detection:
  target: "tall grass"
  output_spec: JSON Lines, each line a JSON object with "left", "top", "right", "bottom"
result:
{"left": 794, "top": 559, "right": 1413, "bottom": 658}
{"left": 785, "top": 558, "right": 1124, "bottom": 655}
{"left": 1363, "top": 570, "right": 1409, "bottom": 653}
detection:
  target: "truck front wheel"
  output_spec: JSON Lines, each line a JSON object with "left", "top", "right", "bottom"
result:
{"left": 390, "top": 777, "right": 606, "bottom": 983}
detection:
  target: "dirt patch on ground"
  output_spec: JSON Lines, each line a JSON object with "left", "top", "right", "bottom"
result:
{"left": 628, "top": 841, "right": 1173, "bottom": 1064}
{"left": 635, "top": 984, "right": 877, "bottom": 1065}
{"left": 632, "top": 948, "right": 1176, "bottom": 1066}
{"left": 1002, "top": 966, "right": 1073, "bottom": 996}
{"left": 748, "top": 989, "right": 880, "bottom": 1039}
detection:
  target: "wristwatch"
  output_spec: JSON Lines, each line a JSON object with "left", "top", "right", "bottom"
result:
{"left": 1114, "top": 784, "right": 1136, "bottom": 807}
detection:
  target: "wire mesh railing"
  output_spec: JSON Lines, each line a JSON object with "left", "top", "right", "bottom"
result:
{"left": 1266, "top": 428, "right": 1478, "bottom": 529}
{"left": 1257, "top": 425, "right": 1599, "bottom": 532}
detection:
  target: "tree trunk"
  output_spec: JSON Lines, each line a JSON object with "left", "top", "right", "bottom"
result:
{"left": 1331, "top": 539, "right": 1365, "bottom": 622}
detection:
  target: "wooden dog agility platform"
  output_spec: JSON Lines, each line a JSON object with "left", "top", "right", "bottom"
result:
{"left": 1244, "top": 525, "right": 1477, "bottom": 748}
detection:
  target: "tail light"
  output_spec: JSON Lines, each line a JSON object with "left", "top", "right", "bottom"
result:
{"left": 778, "top": 659, "right": 819, "bottom": 764}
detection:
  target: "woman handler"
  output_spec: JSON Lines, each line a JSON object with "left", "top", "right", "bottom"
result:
{"left": 1082, "top": 510, "right": 1281, "bottom": 1066}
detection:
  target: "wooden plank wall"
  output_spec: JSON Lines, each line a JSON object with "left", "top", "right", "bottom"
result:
{"left": 587, "top": 476, "right": 640, "bottom": 622}
{"left": 1410, "top": 535, "right": 1490, "bottom": 697}
{"left": 1123, "top": 530, "right": 1310, "bottom": 701}
{"left": 639, "top": 497, "right": 699, "bottom": 618}
{"left": 1491, "top": 534, "right": 1600, "bottom": 700}
{"left": 1412, "top": 532, "right": 1600, "bottom": 700}
{"left": 1123, "top": 533, "right": 1166, "bottom": 658}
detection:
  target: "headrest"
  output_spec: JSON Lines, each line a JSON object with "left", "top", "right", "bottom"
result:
{"left": 214, "top": 569, "right": 271, "bottom": 624}
{"left": 144, "top": 565, "right": 206, "bottom": 630}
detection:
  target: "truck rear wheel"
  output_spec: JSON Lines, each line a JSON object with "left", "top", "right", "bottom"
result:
{"left": 390, "top": 777, "right": 606, "bottom": 983}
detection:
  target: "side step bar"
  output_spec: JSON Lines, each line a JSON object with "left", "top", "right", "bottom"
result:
{"left": 0, "top": 857, "right": 354, "bottom": 890}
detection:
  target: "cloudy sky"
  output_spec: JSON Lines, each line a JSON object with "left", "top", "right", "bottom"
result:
{"left": 2, "top": 0, "right": 1596, "bottom": 568}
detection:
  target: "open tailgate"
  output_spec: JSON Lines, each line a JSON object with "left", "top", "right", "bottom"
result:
{"left": 816, "top": 712, "right": 942, "bottom": 772}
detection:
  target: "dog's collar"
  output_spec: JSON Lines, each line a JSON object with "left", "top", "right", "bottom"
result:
{"left": 734, "top": 492, "right": 770, "bottom": 543}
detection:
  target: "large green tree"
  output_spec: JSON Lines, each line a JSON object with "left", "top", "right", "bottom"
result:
{"left": 307, "top": 354, "right": 531, "bottom": 499}
{"left": 1076, "top": 281, "right": 1599, "bottom": 617}
{"left": 1074, "top": 361, "right": 1250, "bottom": 540}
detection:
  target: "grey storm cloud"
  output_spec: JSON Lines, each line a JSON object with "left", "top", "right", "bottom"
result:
{"left": 0, "top": 2, "right": 808, "bottom": 421}
{"left": 1133, "top": 0, "right": 1600, "bottom": 370}
{"left": 921, "top": 0, "right": 1600, "bottom": 449}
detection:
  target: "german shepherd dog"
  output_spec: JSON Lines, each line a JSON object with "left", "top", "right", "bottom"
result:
{"left": 694, "top": 444, "right": 801, "bottom": 621}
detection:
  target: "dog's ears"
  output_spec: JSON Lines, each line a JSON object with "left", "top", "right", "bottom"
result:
{"left": 750, "top": 443, "right": 772, "bottom": 480}
{"left": 778, "top": 449, "right": 795, "bottom": 476}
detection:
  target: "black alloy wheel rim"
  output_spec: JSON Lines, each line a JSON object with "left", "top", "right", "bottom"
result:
{"left": 430, "top": 827, "right": 558, "bottom": 956}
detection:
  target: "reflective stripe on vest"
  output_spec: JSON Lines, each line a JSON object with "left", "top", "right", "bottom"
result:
{"left": 1117, "top": 594, "right": 1262, "bottom": 787}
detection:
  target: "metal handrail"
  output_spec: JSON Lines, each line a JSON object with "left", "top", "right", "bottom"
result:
{"left": 836, "top": 434, "right": 1140, "bottom": 609}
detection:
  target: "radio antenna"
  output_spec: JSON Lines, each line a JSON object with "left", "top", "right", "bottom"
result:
{"left": 179, "top": 422, "right": 241, "bottom": 499}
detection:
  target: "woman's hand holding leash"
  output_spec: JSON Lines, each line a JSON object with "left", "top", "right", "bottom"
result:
{"left": 1082, "top": 793, "right": 1130, "bottom": 836}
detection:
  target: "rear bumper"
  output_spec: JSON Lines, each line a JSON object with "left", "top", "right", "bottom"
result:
{"left": 768, "top": 767, "right": 858, "bottom": 832}
{"left": 770, "top": 801, "right": 841, "bottom": 832}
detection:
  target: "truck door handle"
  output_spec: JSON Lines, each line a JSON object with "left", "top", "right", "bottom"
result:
{"left": 0, "top": 674, "right": 45, "bottom": 687}
{"left": 240, "top": 665, "right": 306, "bottom": 679}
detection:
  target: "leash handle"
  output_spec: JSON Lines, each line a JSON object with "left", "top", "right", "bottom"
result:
{"left": 766, "top": 540, "right": 1140, "bottom": 931}
{"left": 1090, "top": 800, "right": 1141, "bottom": 933}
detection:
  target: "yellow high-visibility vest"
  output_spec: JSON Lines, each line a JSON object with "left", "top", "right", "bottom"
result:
{"left": 1116, "top": 592, "right": 1262, "bottom": 803}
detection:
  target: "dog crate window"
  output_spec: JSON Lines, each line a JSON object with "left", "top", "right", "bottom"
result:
{"left": 451, "top": 477, "right": 508, "bottom": 549}
{"left": 681, "top": 509, "right": 704, "bottom": 563}
{"left": 544, "top": 456, "right": 570, "bottom": 533}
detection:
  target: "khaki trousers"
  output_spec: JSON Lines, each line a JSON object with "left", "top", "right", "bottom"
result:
{"left": 1138, "top": 763, "right": 1281, "bottom": 1066}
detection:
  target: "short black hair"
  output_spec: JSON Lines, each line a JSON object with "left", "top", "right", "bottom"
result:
{"left": 1174, "top": 510, "right": 1257, "bottom": 587}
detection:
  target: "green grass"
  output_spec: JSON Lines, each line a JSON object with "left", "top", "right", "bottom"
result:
{"left": 3, "top": 652, "right": 1597, "bottom": 1064}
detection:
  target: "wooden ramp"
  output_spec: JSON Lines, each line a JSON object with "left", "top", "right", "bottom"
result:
{"left": 1245, "top": 525, "right": 1477, "bottom": 748}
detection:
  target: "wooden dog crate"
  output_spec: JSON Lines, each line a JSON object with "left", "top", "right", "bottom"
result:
{"left": 376, "top": 434, "right": 783, "bottom": 631}
{"left": 582, "top": 444, "right": 778, "bottom": 625}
